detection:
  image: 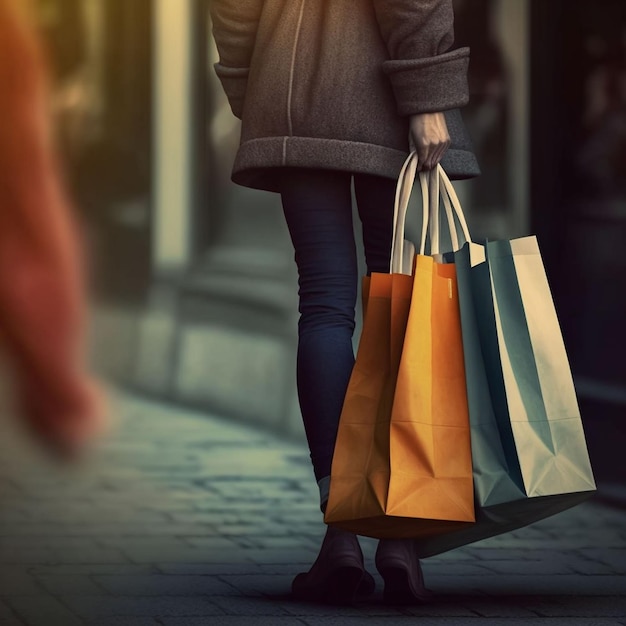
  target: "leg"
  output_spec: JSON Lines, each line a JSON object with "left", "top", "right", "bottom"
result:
{"left": 280, "top": 168, "right": 358, "bottom": 495}
{"left": 353, "top": 172, "right": 396, "bottom": 275}
{"left": 280, "top": 168, "right": 374, "bottom": 603}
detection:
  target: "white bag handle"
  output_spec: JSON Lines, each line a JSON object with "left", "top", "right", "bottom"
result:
{"left": 429, "top": 167, "right": 441, "bottom": 255}
{"left": 438, "top": 163, "right": 472, "bottom": 248}
{"left": 390, "top": 151, "right": 428, "bottom": 274}
{"left": 390, "top": 151, "right": 416, "bottom": 273}
{"left": 389, "top": 154, "right": 472, "bottom": 271}
{"left": 429, "top": 164, "right": 473, "bottom": 255}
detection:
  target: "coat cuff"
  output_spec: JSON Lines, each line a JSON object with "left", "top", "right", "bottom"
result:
{"left": 214, "top": 63, "right": 249, "bottom": 120}
{"left": 382, "top": 47, "right": 470, "bottom": 116}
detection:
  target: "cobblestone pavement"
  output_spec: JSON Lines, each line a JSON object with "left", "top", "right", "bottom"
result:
{"left": 0, "top": 392, "right": 624, "bottom": 626}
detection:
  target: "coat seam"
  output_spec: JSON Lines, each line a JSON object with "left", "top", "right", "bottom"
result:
{"left": 286, "top": 0, "right": 306, "bottom": 140}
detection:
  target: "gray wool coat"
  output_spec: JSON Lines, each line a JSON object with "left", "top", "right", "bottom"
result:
{"left": 210, "top": 0, "right": 480, "bottom": 193}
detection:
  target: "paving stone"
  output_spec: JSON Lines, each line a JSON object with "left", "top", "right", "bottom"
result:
{"left": 159, "top": 618, "right": 307, "bottom": 626}
{"left": 19, "top": 506, "right": 166, "bottom": 526}
{"left": 256, "top": 563, "right": 313, "bottom": 575}
{"left": 0, "top": 523, "right": 213, "bottom": 537}
{"left": 0, "top": 537, "right": 100, "bottom": 551}
{"left": 566, "top": 560, "right": 618, "bottom": 576}
{"left": 27, "top": 564, "right": 158, "bottom": 576}
{"left": 244, "top": 548, "right": 318, "bottom": 564}
{"left": 476, "top": 560, "right": 575, "bottom": 575}
{"left": 216, "top": 524, "right": 297, "bottom": 537}
{"left": 426, "top": 574, "right": 626, "bottom": 596}
{"left": 60, "top": 595, "right": 225, "bottom": 618}
{"left": 0, "top": 547, "right": 57, "bottom": 565}
{"left": 467, "top": 548, "right": 568, "bottom": 561}
{"left": 299, "top": 619, "right": 441, "bottom": 625}
{"left": 302, "top": 616, "right": 620, "bottom": 626}
{"left": 460, "top": 600, "right": 540, "bottom": 618}
{"left": 120, "top": 545, "right": 249, "bottom": 564}
{"left": 210, "top": 595, "right": 291, "bottom": 616}
{"left": 466, "top": 549, "right": 620, "bottom": 576}
{"left": 168, "top": 511, "right": 243, "bottom": 524}
{"left": 476, "top": 537, "right": 606, "bottom": 550}
{"left": 95, "top": 537, "right": 194, "bottom": 551}
{"left": 529, "top": 597, "right": 626, "bottom": 617}
{"left": 84, "top": 619, "right": 160, "bottom": 625}
{"left": 93, "top": 574, "right": 236, "bottom": 596}
{"left": 34, "top": 574, "right": 107, "bottom": 596}
{"left": 0, "top": 602, "right": 14, "bottom": 619}
{"left": 402, "top": 606, "right": 484, "bottom": 618}
{"left": 181, "top": 536, "right": 245, "bottom": 549}
{"left": 50, "top": 546, "right": 129, "bottom": 564}
{"left": 580, "top": 550, "right": 626, "bottom": 574}
{"left": 427, "top": 549, "right": 478, "bottom": 562}
{"left": 216, "top": 574, "right": 295, "bottom": 597}
{"left": 0, "top": 570, "right": 43, "bottom": 595}
{"left": 281, "top": 600, "right": 406, "bottom": 618}
{"left": 422, "top": 562, "right": 494, "bottom": 576}
{"left": 156, "top": 563, "right": 264, "bottom": 576}
{"left": 5, "top": 596, "right": 83, "bottom": 626}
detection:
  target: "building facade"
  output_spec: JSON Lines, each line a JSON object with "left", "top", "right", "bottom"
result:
{"left": 39, "top": 0, "right": 626, "bottom": 480}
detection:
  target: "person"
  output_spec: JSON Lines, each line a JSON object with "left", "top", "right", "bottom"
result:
{"left": 0, "top": 0, "right": 103, "bottom": 458}
{"left": 210, "top": 0, "right": 480, "bottom": 604}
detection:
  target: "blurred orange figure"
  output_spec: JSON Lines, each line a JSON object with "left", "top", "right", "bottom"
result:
{"left": 0, "top": 0, "right": 103, "bottom": 457}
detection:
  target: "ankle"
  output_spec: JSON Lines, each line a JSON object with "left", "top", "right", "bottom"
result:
{"left": 322, "top": 525, "right": 361, "bottom": 551}
{"left": 317, "top": 476, "right": 331, "bottom": 511}
{"left": 326, "top": 525, "right": 355, "bottom": 537}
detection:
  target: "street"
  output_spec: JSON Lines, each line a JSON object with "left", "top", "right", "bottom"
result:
{"left": 0, "top": 392, "right": 624, "bottom": 625}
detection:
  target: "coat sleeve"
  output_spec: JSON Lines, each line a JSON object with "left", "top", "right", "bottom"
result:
{"left": 209, "top": 0, "right": 263, "bottom": 119}
{"left": 371, "top": 0, "right": 470, "bottom": 116}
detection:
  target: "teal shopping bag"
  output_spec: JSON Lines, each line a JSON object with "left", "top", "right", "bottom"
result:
{"left": 483, "top": 236, "right": 596, "bottom": 498}
{"left": 413, "top": 166, "right": 596, "bottom": 558}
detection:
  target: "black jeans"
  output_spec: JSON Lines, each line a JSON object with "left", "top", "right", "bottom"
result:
{"left": 280, "top": 168, "right": 396, "bottom": 488}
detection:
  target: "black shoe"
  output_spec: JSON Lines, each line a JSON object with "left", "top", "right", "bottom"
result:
{"left": 375, "top": 538, "right": 432, "bottom": 605}
{"left": 291, "top": 526, "right": 375, "bottom": 604}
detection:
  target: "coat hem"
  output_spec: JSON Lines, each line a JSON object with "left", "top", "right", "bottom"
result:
{"left": 231, "top": 136, "right": 480, "bottom": 193}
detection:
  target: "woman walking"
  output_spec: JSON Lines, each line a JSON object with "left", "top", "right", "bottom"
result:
{"left": 210, "top": 0, "right": 480, "bottom": 604}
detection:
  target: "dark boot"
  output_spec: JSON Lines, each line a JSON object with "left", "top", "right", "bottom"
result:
{"left": 291, "top": 525, "right": 375, "bottom": 604}
{"left": 375, "top": 538, "right": 432, "bottom": 604}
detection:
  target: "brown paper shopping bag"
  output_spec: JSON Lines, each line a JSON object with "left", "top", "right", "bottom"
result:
{"left": 325, "top": 153, "right": 475, "bottom": 538}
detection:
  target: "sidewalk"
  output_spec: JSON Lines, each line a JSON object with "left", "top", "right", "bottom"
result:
{"left": 0, "top": 392, "right": 624, "bottom": 626}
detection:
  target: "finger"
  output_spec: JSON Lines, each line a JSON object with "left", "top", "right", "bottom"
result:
{"left": 416, "top": 142, "right": 430, "bottom": 171}
{"left": 422, "top": 143, "right": 440, "bottom": 171}
{"left": 430, "top": 138, "right": 450, "bottom": 170}
{"left": 431, "top": 141, "right": 448, "bottom": 170}
{"left": 439, "top": 138, "right": 452, "bottom": 164}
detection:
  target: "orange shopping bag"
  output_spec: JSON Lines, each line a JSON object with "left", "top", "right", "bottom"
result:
{"left": 325, "top": 152, "right": 475, "bottom": 538}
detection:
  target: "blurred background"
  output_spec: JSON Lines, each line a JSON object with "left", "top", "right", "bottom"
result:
{"left": 33, "top": 0, "right": 625, "bottom": 491}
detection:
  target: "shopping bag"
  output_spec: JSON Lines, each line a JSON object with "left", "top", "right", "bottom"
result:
{"left": 325, "top": 153, "right": 475, "bottom": 538}
{"left": 485, "top": 235, "right": 595, "bottom": 497}
{"left": 413, "top": 165, "right": 596, "bottom": 557}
